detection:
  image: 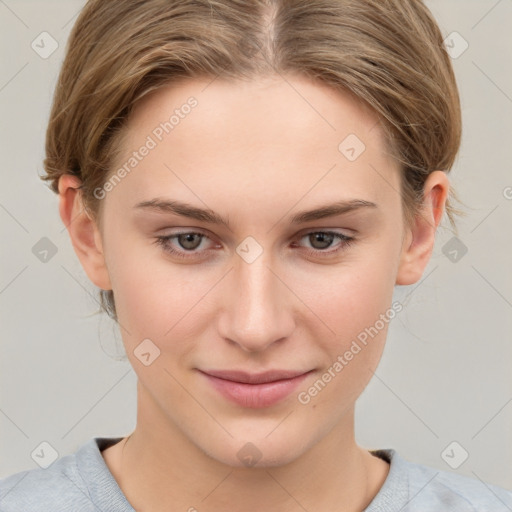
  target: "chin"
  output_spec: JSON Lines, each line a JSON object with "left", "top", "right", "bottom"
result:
{"left": 199, "top": 433, "right": 311, "bottom": 469}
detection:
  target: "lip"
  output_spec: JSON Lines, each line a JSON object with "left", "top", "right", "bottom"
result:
{"left": 198, "top": 369, "right": 314, "bottom": 408}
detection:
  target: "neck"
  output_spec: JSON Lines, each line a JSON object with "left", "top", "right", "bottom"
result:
{"left": 103, "top": 383, "right": 388, "bottom": 512}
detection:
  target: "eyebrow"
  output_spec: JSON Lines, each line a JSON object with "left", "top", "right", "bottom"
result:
{"left": 133, "top": 198, "right": 378, "bottom": 228}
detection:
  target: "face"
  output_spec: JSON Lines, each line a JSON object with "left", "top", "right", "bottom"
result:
{"left": 93, "top": 74, "right": 408, "bottom": 467}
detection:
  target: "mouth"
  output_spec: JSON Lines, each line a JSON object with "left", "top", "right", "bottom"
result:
{"left": 197, "top": 368, "right": 315, "bottom": 408}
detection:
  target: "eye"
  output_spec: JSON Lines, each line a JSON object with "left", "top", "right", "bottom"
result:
{"left": 154, "top": 229, "right": 355, "bottom": 261}
{"left": 154, "top": 231, "right": 215, "bottom": 260}
{"left": 293, "top": 231, "right": 355, "bottom": 257}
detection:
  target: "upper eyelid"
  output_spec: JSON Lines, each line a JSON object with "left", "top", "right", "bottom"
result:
{"left": 158, "top": 226, "right": 354, "bottom": 236}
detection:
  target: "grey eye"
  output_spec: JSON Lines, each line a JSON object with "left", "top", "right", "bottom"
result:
{"left": 305, "top": 232, "right": 336, "bottom": 250}
{"left": 176, "top": 233, "right": 203, "bottom": 250}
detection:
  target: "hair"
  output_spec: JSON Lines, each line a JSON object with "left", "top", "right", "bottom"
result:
{"left": 41, "top": 0, "right": 463, "bottom": 322}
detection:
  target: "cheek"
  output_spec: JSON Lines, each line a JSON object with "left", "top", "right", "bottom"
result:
{"left": 295, "top": 293, "right": 394, "bottom": 415}
{"left": 306, "top": 249, "right": 398, "bottom": 342}
{"left": 104, "top": 230, "right": 217, "bottom": 355}
{"left": 301, "top": 244, "right": 399, "bottom": 393}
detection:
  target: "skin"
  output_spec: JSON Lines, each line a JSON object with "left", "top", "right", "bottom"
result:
{"left": 58, "top": 74, "right": 448, "bottom": 511}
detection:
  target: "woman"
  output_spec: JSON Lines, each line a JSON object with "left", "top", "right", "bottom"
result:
{"left": 1, "top": 0, "right": 511, "bottom": 510}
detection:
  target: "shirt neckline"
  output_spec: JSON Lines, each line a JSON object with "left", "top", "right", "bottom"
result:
{"left": 75, "top": 437, "right": 409, "bottom": 511}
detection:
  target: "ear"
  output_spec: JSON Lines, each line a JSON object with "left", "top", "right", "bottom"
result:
{"left": 58, "top": 174, "right": 112, "bottom": 290}
{"left": 395, "top": 170, "right": 449, "bottom": 285}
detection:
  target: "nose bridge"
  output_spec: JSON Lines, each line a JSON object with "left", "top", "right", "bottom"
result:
{"left": 219, "top": 249, "right": 294, "bottom": 352}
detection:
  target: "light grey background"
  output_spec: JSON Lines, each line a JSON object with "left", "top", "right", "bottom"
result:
{"left": 1, "top": 0, "right": 511, "bottom": 492}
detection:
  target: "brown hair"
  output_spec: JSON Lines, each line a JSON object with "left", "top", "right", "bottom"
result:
{"left": 41, "top": 0, "right": 463, "bottom": 321}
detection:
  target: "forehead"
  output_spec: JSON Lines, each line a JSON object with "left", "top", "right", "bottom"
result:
{"left": 109, "top": 75, "right": 401, "bottom": 215}
{"left": 128, "top": 74, "right": 388, "bottom": 151}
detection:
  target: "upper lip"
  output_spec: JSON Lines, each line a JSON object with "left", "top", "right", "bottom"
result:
{"left": 199, "top": 369, "right": 312, "bottom": 384}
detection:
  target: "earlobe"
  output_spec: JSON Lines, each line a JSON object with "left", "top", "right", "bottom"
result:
{"left": 395, "top": 171, "right": 449, "bottom": 286}
{"left": 58, "top": 174, "right": 112, "bottom": 290}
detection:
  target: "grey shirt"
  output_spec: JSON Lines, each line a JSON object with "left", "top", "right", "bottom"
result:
{"left": 1, "top": 437, "right": 511, "bottom": 511}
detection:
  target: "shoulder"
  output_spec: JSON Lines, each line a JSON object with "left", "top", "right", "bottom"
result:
{"left": 407, "top": 460, "right": 512, "bottom": 510}
{"left": 0, "top": 449, "right": 90, "bottom": 511}
{"left": 370, "top": 448, "right": 512, "bottom": 511}
{"left": 0, "top": 437, "right": 128, "bottom": 512}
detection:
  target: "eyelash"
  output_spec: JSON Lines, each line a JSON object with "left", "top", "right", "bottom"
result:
{"left": 153, "top": 230, "right": 355, "bottom": 260}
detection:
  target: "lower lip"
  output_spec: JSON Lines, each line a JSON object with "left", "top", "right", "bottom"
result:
{"left": 199, "top": 371, "right": 313, "bottom": 409}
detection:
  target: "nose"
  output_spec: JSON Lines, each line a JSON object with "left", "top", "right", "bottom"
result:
{"left": 217, "top": 252, "right": 295, "bottom": 353}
